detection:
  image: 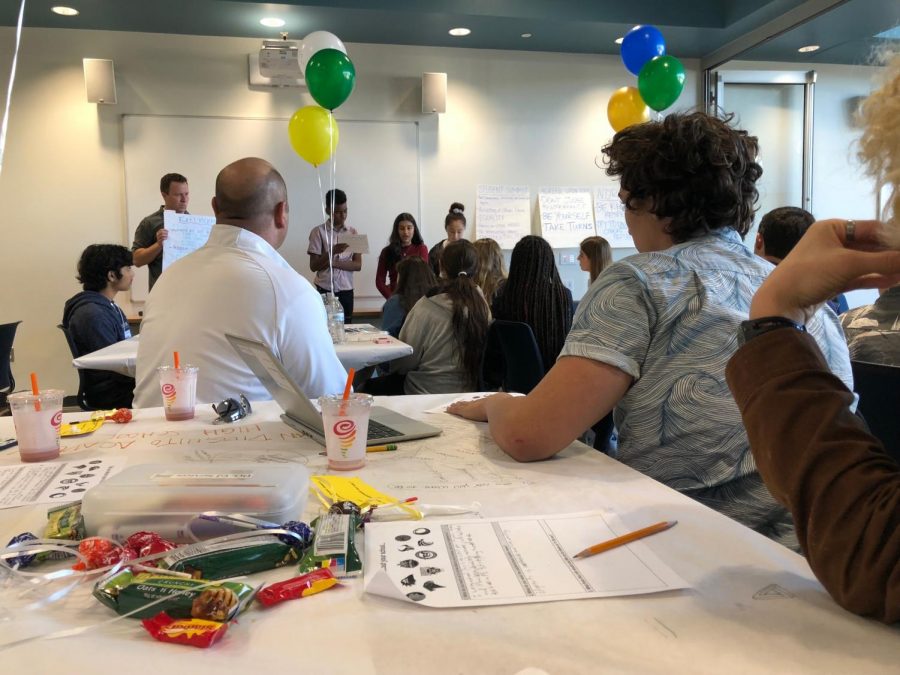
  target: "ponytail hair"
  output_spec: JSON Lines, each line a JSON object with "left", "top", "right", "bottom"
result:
{"left": 439, "top": 240, "right": 489, "bottom": 389}
{"left": 445, "top": 202, "right": 467, "bottom": 229}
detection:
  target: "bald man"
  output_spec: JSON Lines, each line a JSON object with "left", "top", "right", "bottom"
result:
{"left": 134, "top": 158, "right": 347, "bottom": 407}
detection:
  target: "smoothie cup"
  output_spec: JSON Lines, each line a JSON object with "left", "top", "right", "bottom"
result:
{"left": 157, "top": 365, "right": 199, "bottom": 421}
{"left": 319, "top": 393, "right": 373, "bottom": 471}
{"left": 8, "top": 389, "right": 64, "bottom": 462}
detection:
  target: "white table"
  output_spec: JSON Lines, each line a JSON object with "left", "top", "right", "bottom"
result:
{"left": 0, "top": 396, "right": 896, "bottom": 672}
{"left": 73, "top": 325, "right": 412, "bottom": 376}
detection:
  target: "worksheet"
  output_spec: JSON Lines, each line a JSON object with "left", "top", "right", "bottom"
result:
{"left": 162, "top": 211, "right": 216, "bottom": 269}
{"left": 0, "top": 458, "right": 122, "bottom": 509}
{"left": 337, "top": 233, "right": 370, "bottom": 254}
{"left": 364, "top": 511, "right": 688, "bottom": 607}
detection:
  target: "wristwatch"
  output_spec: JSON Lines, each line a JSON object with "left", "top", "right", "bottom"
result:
{"left": 738, "top": 316, "right": 806, "bottom": 346}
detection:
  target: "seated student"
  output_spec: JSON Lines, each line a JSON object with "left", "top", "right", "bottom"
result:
{"left": 449, "top": 112, "right": 852, "bottom": 550}
{"left": 492, "top": 235, "right": 573, "bottom": 372}
{"left": 473, "top": 238, "right": 507, "bottom": 306}
{"left": 62, "top": 244, "right": 136, "bottom": 409}
{"left": 755, "top": 205, "right": 848, "bottom": 313}
{"left": 840, "top": 282, "right": 900, "bottom": 366}
{"left": 391, "top": 240, "right": 490, "bottom": 394}
{"left": 578, "top": 235, "right": 612, "bottom": 285}
{"left": 381, "top": 257, "right": 437, "bottom": 338}
{"left": 375, "top": 213, "right": 429, "bottom": 300}
{"left": 428, "top": 203, "right": 467, "bottom": 275}
{"left": 728, "top": 55, "right": 900, "bottom": 620}
{"left": 134, "top": 157, "right": 346, "bottom": 407}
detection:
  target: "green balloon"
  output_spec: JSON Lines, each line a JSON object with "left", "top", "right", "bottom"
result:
{"left": 305, "top": 48, "right": 356, "bottom": 110}
{"left": 637, "top": 55, "right": 686, "bottom": 112}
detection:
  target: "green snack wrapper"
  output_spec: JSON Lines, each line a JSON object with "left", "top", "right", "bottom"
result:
{"left": 45, "top": 501, "right": 85, "bottom": 541}
{"left": 298, "top": 512, "right": 362, "bottom": 578}
{"left": 160, "top": 535, "right": 300, "bottom": 580}
{"left": 93, "top": 568, "right": 255, "bottom": 620}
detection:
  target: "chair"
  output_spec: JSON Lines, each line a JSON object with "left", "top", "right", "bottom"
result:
{"left": 58, "top": 324, "right": 92, "bottom": 411}
{"left": 851, "top": 360, "right": 900, "bottom": 465}
{"left": 482, "top": 320, "right": 546, "bottom": 394}
{"left": 0, "top": 321, "right": 21, "bottom": 412}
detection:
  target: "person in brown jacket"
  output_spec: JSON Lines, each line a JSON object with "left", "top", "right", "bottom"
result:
{"left": 725, "top": 50, "right": 900, "bottom": 625}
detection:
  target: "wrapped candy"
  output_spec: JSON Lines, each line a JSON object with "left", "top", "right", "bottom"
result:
{"left": 141, "top": 612, "right": 229, "bottom": 648}
{"left": 257, "top": 568, "right": 338, "bottom": 607}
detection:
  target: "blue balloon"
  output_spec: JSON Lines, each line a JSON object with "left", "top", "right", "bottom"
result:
{"left": 620, "top": 25, "right": 666, "bottom": 76}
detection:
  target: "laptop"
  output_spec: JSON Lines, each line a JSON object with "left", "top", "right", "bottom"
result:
{"left": 225, "top": 334, "right": 442, "bottom": 446}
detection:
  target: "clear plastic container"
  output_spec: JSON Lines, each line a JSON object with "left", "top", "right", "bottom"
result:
{"left": 324, "top": 292, "right": 345, "bottom": 344}
{"left": 81, "top": 463, "right": 310, "bottom": 543}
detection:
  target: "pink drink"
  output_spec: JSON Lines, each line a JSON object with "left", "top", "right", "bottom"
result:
{"left": 8, "top": 390, "right": 64, "bottom": 462}
{"left": 157, "top": 366, "right": 199, "bottom": 421}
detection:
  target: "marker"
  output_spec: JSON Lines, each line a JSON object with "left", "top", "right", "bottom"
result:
{"left": 0, "top": 438, "right": 17, "bottom": 452}
{"left": 367, "top": 444, "right": 398, "bottom": 453}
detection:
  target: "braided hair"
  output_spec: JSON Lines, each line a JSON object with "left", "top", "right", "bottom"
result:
{"left": 494, "top": 235, "right": 572, "bottom": 371}
{"left": 436, "top": 240, "right": 490, "bottom": 389}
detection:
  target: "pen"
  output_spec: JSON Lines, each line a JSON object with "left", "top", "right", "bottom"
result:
{"left": 572, "top": 520, "right": 677, "bottom": 559}
{"left": 0, "top": 438, "right": 17, "bottom": 452}
{"left": 367, "top": 444, "right": 398, "bottom": 453}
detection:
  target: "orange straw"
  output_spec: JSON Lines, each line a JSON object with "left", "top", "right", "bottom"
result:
{"left": 339, "top": 368, "right": 355, "bottom": 415}
{"left": 30, "top": 372, "right": 41, "bottom": 411}
{"left": 173, "top": 351, "right": 181, "bottom": 369}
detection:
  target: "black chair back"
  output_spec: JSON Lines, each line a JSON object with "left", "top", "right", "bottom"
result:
{"left": 58, "top": 324, "right": 92, "bottom": 410}
{"left": 0, "top": 321, "right": 21, "bottom": 409}
{"left": 483, "top": 320, "right": 546, "bottom": 394}
{"left": 851, "top": 360, "right": 900, "bottom": 464}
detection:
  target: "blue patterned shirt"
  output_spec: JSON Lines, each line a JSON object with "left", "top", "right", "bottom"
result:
{"left": 562, "top": 229, "right": 852, "bottom": 549}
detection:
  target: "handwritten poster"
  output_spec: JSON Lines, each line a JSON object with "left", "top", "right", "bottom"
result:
{"left": 594, "top": 186, "right": 632, "bottom": 249}
{"left": 539, "top": 187, "right": 595, "bottom": 248}
{"left": 162, "top": 211, "right": 216, "bottom": 270}
{"left": 475, "top": 184, "right": 531, "bottom": 250}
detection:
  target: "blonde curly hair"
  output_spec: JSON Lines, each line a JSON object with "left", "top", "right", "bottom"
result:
{"left": 858, "top": 51, "right": 900, "bottom": 242}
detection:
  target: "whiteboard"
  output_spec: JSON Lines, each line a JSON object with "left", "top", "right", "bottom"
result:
{"left": 123, "top": 115, "right": 420, "bottom": 309}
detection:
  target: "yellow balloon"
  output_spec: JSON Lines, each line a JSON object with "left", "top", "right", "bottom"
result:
{"left": 288, "top": 105, "right": 340, "bottom": 166}
{"left": 607, "top": 86, "right": 650, "bottom": 132}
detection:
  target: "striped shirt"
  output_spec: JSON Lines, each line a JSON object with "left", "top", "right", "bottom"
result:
{"left": 562, "top": 228, "right": 852, "bottom": 549}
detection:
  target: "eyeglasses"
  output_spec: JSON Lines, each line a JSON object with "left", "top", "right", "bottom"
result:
{"left": 211, "top": 394, "right": 252, "bottom": 424}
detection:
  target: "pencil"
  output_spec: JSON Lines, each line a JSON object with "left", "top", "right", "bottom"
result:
{"left": 572, "top": 520, "right": 677, "bottom": 559}
{"left": 367, "top": 444, "right": 398, "bottom": 453}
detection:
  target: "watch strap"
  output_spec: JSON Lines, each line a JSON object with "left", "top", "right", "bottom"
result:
{"left": 739, "top": 316, "right": 807, "bottom": 346}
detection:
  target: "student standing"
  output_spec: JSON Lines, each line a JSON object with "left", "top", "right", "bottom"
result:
{"left": 428, "top": 202, "right": 467, "bottom": 275}
{"left": 308, "top": 189, "right": 362, "bottom": 323}
{"left": 375, "top": 213, "right": 428, "bottom": 299}
{"left": 132, "top": 172, "right": 189, "bottom": 291}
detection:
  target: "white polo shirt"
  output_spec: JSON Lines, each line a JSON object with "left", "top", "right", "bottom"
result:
{"left": 134, "top": 224, "right": 347, "bottom": 407}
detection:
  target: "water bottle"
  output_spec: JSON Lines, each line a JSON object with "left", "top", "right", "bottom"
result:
{"left": 324, "top": 293, "right": 345, "bottom": 344}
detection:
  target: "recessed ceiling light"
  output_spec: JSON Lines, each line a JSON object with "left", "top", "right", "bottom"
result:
{"left": 798, "top": 44, "right": 820, "bottom": 53}
{"left": 51, "top": 6, "right": 79, "bottom": 16}
{"left": 615, "top": 37, "right": 624, "bottom": 45}
{"left": 521, "top": 33, "right": 532, "bottom": 39}
{"left": 260, "top": 18, "right": 285, "bottom": 28}
{"left": 449, "top": 27, "right": 471, "bottom": 37}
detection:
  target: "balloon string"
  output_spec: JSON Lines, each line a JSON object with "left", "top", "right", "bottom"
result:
{"left": 329, "top": 109, "right": 337, "bottom": 300}
{"left": 0, "top": 0, "right": 25, "bottom": 178}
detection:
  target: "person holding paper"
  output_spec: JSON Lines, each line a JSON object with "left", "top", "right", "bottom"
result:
{"left": 428, "top": 202, "right": 467, "bottom": 276}
{"left": 449, "top": 112, "right": 852, "bottom": 550}
{"left": 308, "top": 188, "right": 362, "bottom": 323}
{"left": 134, "top": 158, "right": 346, "bottom": 407}
{"left": 132, "top": 172, "right": 189, "bottom": 290}
{"left": 375, "top": 213, "right": 428, "bottom": 299}
{"left": 62, "top": 244, "right": 136, "bottom": 409}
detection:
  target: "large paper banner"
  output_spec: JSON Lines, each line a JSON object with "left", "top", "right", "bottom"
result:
{"left": 475, "top": 184, "right": 531, "bottom": 250}
{"left": 539, "top": 187, "right": 595, "bottom": 248}
{"left": 594, "top": 186, "right": 633, "bottom": 249}
{"left": 162, "top": 211, "right": 216, "bottom": 270}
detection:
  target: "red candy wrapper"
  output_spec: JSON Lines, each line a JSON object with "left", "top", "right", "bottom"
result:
{"left": 125, "top": 531, "right": 178, "bottom": 560}
{"left": 107, "top": 408, "right": 132, "bottom": 424}
{"left": 142, "top": 612, "right": 229, "bottom": 648}
{"left": 72, "top": 538, "right": 121, "bottom": 571}
{"left": 257, "top": 568, "right": 338, "bottom": 607}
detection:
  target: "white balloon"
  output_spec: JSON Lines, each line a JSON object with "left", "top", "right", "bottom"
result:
{"left": 299, "top": 31, "right": 347, "bottom": 74}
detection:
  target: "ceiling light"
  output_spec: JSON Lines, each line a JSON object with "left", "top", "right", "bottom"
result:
{"left": 615, "top": 37, "right": 624, "bottom": 45}
{"left": 521, "top": 33, "right": 532, "bottom": 39}
{"left": 798, "top": 44, "right": 820, "bottom": 53}
{"left": 449, "top": 28, "right": 471, "bottom": 37}
{"left": 51, "top": 6, "right": 79, "bottom": 16}
{"left": 260, "top": 18, "right": 285, "bottom": 28}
